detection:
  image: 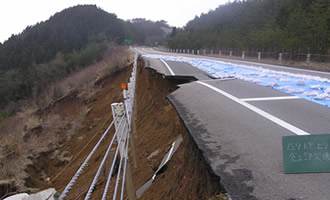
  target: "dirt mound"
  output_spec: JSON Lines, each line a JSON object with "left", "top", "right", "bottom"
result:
{"left": 21, "top": 58, "right": 223, "bottom": 199}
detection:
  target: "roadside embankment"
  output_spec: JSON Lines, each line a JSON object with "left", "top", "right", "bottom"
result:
{"left": 2, "top": 55, "right": 224, "bottom": 199}
{"left": 130, "top": 58, "right": 223, "bottom": 199}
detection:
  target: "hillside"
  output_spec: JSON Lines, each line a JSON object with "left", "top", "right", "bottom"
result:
{"left": 167, "top": 0, "right": 330, "bottom": 54}
{"left": 0, "top": 5, "right": 169, "bottom": 115}
{"left": 0, "top": 5, "right": 123, "bottom": 70}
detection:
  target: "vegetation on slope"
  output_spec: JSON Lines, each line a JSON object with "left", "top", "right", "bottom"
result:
{"left": 0, "top": 5, "right": 170, "bottom": 115}
{"left": 167, "top": 0, "right": 330, "bottom": 54}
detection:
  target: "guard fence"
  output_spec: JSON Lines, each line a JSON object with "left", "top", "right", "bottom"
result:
{"left": 159, "top": 48, "right": 330, "bottom": 64}
{"left": 58, "top": 53, "right": 138, "bottom": 200}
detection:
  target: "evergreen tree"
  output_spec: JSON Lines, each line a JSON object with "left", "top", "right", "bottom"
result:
{"left": 167, "top": 0, "right": 330, "bottom": 54}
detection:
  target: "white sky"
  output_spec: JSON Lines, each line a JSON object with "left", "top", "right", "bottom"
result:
{"left": 0, "top": 0, "right": 230, "bottom": 43}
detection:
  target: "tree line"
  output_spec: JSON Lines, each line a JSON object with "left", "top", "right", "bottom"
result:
{"left": 167, "top": 0, "right": 330, "bottom": 54}
{"left": 0, "top": 5, "right": 170, "bottom": 113}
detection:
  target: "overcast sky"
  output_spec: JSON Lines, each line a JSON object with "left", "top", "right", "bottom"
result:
{"left": 0, "top": 0, "right": 231, "bottom": 43}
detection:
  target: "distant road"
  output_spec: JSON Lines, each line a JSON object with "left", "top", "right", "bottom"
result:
{"left": 136, "top": 47, "right": 330, "bottom": 200}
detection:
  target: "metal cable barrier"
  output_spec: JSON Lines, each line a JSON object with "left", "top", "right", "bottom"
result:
{"left": 59, "top": 53, "right": 139, "bottom": 200}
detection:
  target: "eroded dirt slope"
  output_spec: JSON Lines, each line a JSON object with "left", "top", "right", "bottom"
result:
{"left": 24, "top": 67, "right": 133, "bottom": 199}
{"left": 131, "top": 59, "right": 221, "bottom": 200}
{"left": 22, "top": 58, "right": 222, "bottom": 199}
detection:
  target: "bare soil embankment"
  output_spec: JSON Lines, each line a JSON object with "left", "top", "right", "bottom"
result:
{"left": 130, "top": 58, "right": 222, "bottom": 199}
{"left": 3, "top": 57, "right": 224, "bottom": 199}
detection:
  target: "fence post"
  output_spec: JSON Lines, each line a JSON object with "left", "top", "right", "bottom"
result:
{"left": 258, "top": 52, "right": 261, "bottom": 61}
{"left": 111, "top": 103, "right": 126, "bottom": 155}
{"left": 125, "top": 163, "right": 136, "bottom": 200}
{"left": 187, "top": 49, "right": 190, "bottom": 54}
{"left": 211, "top": 50, "right": 213, "bottom": 56}
{"left": 242, "top": 51, "right": 245, "bottom": 59}
{"left": 279, "top": 53, "right": 283, "bottom": 64}
{"left": 219, "top": 50, "right": 222, "bottom": 57}
{"left": 192, "top": 49, "right": 195, "bottom": 54}
{"left": 203, "top": 49, "right": 206, "bottom": 55}
{"left": 109, "top": 103, "right": 126, "bottom": 173}
{"left": 112, "top": 103, "right": 136, "bottom": 200}
{"left": 306, "top": 53, "right": 311, "bottom": 63}
{"left": 230, "top": 51, "right": 232, "bottom": 57}
{"left": 197, "top": 50, "right": 200, "bottom": 55}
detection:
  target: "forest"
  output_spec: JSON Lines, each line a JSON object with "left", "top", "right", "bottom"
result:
{"left": 167, "top": 0, "right": 330, "bottom": 54}
{"left": 0, "top": 5, "right": 169, "bottom": 114}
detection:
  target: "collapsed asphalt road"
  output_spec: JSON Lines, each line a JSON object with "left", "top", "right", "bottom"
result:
{"left": 137, "top": 47, "right": 330, "bottom": 200}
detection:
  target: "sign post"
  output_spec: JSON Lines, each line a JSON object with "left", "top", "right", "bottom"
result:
{"left": 282, "top": 134, "right": 330, "bottom": 173}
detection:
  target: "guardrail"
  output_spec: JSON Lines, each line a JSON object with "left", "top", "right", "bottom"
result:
{"left": 58, "top": 53, "right": 139, "bottom": 200}
{"left": 160, "top": 48, "right": 330, "bottom": 64}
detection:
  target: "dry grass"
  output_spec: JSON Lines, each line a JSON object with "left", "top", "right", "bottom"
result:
{"left": 29, "top": 46, "right": 132, "bottom": 110}
{"left": 0, "top": 45, "right": 132, "bottom": 194}
{"left": 0, "top": 111, "right": 70, "bottom": 192}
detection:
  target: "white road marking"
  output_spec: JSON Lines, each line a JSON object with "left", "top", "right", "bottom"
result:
{"left": 197, "top": 81, "right": 310, "bottom": 136}
{"left": 160, "top": 59, "right": 175, "bottom": 76}
{"left": 241, "top": 96, "right": 300, "bottom": 102}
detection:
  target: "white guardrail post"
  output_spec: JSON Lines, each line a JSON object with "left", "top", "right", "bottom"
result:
{"left": 111, "top": 103, "right": 126, "bottom": 155}
{"left": 110, "top": 53, "right": 139, "bottom": 200}
{"left": 111, "top": 102, "right": 136, "bottom": 200}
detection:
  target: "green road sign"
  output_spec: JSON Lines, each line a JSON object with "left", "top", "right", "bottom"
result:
{"left": 124, "top": 39, "right": 132, "bottom": 45}
{"left": 282, "top": 134, "right": 330, "bottom": 173}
